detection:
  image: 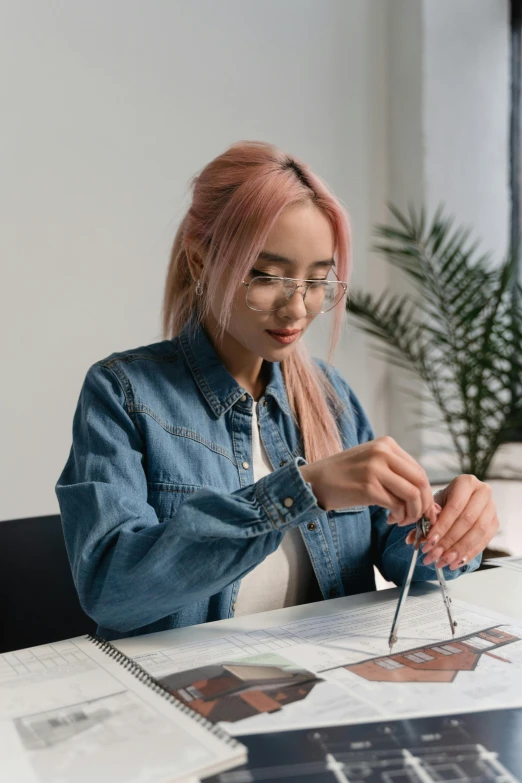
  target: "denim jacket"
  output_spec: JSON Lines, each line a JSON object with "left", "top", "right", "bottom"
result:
{"left": 56, "top": 317, "right": 480, "bottom": 640}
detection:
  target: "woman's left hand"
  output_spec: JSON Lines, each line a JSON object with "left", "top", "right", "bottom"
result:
{"left": 404, "top": 474, "right": 499, "bottom": 570}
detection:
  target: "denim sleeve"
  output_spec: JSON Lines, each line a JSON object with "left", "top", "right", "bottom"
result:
{"left": 323, "top": 364, "right": 482, "bottom": 585}
{"left": 56, "top": 364, "right": 321, "bottom": 632}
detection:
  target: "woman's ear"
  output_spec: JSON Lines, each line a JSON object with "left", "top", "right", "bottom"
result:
{"left": 185, "top": 242, "right": 206, "bottom": 282}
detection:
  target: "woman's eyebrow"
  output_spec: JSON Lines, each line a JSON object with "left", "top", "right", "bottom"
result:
{"left": 257, "top": 251, "right": 334, "bottom": 268}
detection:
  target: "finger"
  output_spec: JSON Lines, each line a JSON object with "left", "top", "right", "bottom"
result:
{"left": 422, "top": 477, "right": 487, "bottom": 563}
{"left": 405, "top": 503, "right": 440, "bottom": 545}
{"left": 432, "top": 484, "right": 449, "bottom": 507}
{"left": 382, "top": 437, "right": 432, "bottom": 480}
{"left": 373, "top": 438, "right": 433, "bottom": 523}
{"left": 374, "top": 436, "right": 427, "bottom": 477}
{"left": 362, "top": 477, "right": 408, "bottom": 523}
{"left": 382, "top": 436, "right": 422, "bottom": 467}
{"left": 443, "top": 503, "right": 499, "bottom": 570}
{"left": 424, "top": 495, "right": 494, "bottom": 568}
{"left": 426, "top": 501, "right": 440, "bottom": 528}
{"left": 384, "top": 454, "right": 432, "bottom": 524}
{"left": 434, "top": 486, "right": 489, "bottom": 554}
{"left": 447, "top": 510, "right": 500, "bottom": 571}
{"left": 341, "top": 485, "right": 412, "bottom": 526}
{"left": 381, "top": 470, "right": 425, "bottom": 526}
{"left": 423, "top": 491, "right": 439, "bottom": 526}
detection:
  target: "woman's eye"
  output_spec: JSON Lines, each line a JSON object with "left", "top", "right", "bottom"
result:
{"left": 250, "top": 269, "right": 327, "bottom": 281}
{"left": 250, "top": 269, "right": 278, "bottom": 278}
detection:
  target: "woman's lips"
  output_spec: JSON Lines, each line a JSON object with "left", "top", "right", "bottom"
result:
{"left": 266, "top": 330, "right": 301, "bottom": 344}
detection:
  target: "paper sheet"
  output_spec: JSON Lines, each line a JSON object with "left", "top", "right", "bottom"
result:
{"left": 129, "top": 594, "right": 522, "bottom": 736}
{"left": 0, "top": 636, "right": 244, "bottom": 782}
{"left": 486, "top": 555, "right": 522, "bottom": 572}
{"left": 203, "top": 706, "right": 522, "bottom": 783}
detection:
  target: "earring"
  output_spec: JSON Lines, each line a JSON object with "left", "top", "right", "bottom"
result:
{"left": 195, "top": 279, "right": 203, "bottom": 296}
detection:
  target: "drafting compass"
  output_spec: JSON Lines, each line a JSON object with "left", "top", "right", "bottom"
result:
{"left": 388, "top": 515, "right": 457, "bottom": 653}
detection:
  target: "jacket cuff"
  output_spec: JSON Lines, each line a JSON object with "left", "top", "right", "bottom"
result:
{"left": 255, "top": 457, "right": 322, "bottom": 531}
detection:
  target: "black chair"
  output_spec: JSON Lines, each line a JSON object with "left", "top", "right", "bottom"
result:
{"left": 0, "top": 514, "right": 97, "bottom": 653}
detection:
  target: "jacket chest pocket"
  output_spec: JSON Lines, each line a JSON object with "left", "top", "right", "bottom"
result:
{"left": 327, "top": 506, "right": 372, "bottom": 577}
{"left": 140, "top": 412, "right": 238, "bottom": 490}
{"left": 147, "top": 482, "right": 203, "bottom": 523}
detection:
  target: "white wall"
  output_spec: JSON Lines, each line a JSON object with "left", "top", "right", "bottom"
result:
{"left": 422, "top": 0, "right": 509, "bottom": 480}
{"left": 385, "top": 0, "right": 510, "bottom": 479}
{"left": 421, "top": 0, "right": 509, "bottom": 480}
{"left": 0, "top": 0, "right": 391, "bottom": 521}
{"left": 423, "top": 0, "right": 509, "bottom": 260}
{"left": 385, "top": 0, "right": 425, "bottom": 457}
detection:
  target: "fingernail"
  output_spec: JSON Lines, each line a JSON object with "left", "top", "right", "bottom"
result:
{"left": 450, "top": 555, "right": 468, "bottom": 571}
{"left": 437, "top": 551, "right": 457, "bottom": 568}
{"left": 422, "top": 533, "right": 440, "bottom": 553}
{"left": 423, "top": 546, "right": 443, "bottom": 566}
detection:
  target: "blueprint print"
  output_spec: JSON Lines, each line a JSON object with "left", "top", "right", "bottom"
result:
{"left": 204, "top": 707, "right": 522, "bottom": 782}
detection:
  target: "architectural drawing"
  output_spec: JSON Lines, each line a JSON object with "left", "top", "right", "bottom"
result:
{"left": 14, "top": 692, "right": 148, "bottom": 750}
{"left": 159, "top": 659, "right": 321, "bottom": 723}
{"left": 0, "top": 637, "right": 246, "bottom": 783}
{"left": 344, "top": 626, "right": 519, "bottom": 683}
{"left": 128, "top": 599, "right": 522, "bottom": 736}
{"left": 206, "top": 708, "right": 522, "bottom": 782}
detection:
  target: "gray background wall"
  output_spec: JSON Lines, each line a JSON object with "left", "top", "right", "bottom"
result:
{"left": 0, "top": 0, "right": 509, "bottom": 520}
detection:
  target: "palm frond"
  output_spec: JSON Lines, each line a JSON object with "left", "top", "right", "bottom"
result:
{"left": 348, "top": 204, "right": 522, "bottom": 480}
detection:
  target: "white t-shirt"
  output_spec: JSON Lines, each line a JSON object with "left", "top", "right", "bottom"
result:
{"left": 233, "top": 400, "right": 316, "bottom": 616}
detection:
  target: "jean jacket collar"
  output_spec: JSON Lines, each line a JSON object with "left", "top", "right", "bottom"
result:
{"left": 178, "top": 316, "right": 291, "bottom": 418}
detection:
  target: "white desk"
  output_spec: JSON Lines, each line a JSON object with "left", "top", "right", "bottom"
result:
{"left": 115, "top": 566, "right": 521, "bottom": 660}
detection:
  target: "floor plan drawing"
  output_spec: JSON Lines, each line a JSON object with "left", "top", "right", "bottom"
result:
{"left": 205, "top": 707, "right": 522, "bottom": 782}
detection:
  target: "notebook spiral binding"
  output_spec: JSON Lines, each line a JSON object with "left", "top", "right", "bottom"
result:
{"left": 87, "top": 634, "right": 241, "bottom": 748}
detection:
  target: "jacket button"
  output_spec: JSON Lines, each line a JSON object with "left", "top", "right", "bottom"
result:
{"left": 239, "top": 394, "right": 247, "bottom": 402}
{"left": 242, "top": 461, "right": 249, "bottom": 469}
{"left": 307, "top": 522, "right": 316, "bottom": 531}
{"left": 283, "top": 497, "right": 294, "bottom": 508}
{"left": 262, "top": 399, "right": 268, "bottom": 406}
{"left": 329, "top": 588, "right": 338, "bottom": 598}
{"left": 280, "top": 460, "right": 287, "bottom": 467}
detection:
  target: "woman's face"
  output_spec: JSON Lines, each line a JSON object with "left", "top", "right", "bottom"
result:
{"left": 208, "top": 201, "right": 336, "bottom": 364}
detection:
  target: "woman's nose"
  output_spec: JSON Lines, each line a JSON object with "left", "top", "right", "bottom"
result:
{"left": 277, "top": 285, "right": 309, "bottom": 317}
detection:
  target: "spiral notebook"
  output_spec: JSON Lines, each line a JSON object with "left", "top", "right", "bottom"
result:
{"left": 0, "top": 634, "right": 247, "bottom": 783}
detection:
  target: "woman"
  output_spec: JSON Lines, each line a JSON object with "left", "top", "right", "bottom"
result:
{"left": 56, "top": 140, "right": 499, "bottom": 641}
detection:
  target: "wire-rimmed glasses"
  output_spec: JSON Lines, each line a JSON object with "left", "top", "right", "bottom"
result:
{"left": 242, "top": 272, "right": 348, "bottom": 314}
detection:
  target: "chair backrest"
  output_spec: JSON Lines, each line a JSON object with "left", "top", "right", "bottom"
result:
{"left": 0, "top": 514, "right": 97, "bottom": 653}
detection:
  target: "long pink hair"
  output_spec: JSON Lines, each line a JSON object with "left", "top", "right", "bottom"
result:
{"left": 162, "top": 140, "right": 352, "bottom": 463}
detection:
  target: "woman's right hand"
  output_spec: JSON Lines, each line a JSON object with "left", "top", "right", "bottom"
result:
{"left": 299, "top": 436, "right": 436, "bottom": 527}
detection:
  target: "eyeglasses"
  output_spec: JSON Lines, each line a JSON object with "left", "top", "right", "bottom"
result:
{"left": 241, "top": 272, "right": 348, "bottom": 314}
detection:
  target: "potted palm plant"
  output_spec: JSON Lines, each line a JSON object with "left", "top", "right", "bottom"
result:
{"left": 346, "top": 205, "right": 522, "bottom": 558}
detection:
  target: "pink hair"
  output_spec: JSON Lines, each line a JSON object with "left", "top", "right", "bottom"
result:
{"left": 162, "top": 140, "right": 352, "bottom": 462}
